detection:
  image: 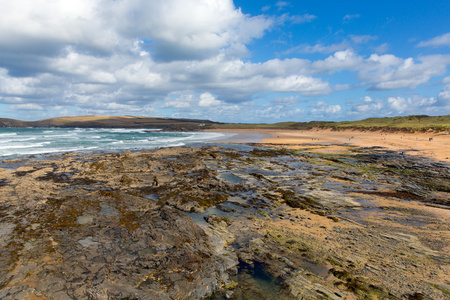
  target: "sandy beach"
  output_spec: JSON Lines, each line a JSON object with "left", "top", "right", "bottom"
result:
{"left": 208, "top": 128, "right": 450, "bottom": 162}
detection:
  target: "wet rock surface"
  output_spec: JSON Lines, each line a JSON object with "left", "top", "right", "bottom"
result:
{"left": 0, "top": 145, "right": 449, "bottom": 299}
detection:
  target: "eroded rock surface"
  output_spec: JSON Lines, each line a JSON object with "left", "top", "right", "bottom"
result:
{"left": 0, "top": 146, "right": 449, "bottom": 299}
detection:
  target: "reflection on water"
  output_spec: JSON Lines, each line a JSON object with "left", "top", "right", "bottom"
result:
{"left": 210, "top": 261, "right": 293, "bottom": 300}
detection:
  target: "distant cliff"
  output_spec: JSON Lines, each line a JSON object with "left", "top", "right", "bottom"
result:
{"left": 0, "top": 118, "right": 29, "bottom": 127}
{"left": 0, "top": 115, "right": 220, "bottom": 131}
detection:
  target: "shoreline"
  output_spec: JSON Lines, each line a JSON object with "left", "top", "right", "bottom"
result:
{"left": 2, "top": 128, "right": 448, "bottom": 170}
{"left": 206, "top": 128, "right": 450, "bottom": 162}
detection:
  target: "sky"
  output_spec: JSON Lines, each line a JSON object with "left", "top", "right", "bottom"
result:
{"left": 1, "top": 0, "right": 450, "bottom": 123}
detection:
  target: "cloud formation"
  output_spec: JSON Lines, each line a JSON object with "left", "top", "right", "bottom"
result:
{"left": 0, "top": 0, "right": 449, "bottom": 122}
{"left": 343, "top": 14, "right": 360, "bottom": 23}
{"left": 417, "top": 32, "right": 450, "bottom": 48}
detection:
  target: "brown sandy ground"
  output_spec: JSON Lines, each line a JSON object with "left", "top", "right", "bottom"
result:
{"left": 0, "top": 144, "right": 449, "bottom": 299}
{"left": 208, "top": 128, "right": 450, "bottom": 162}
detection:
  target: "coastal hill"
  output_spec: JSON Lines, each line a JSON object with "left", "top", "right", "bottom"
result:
{"left": 0, "top": 115, "right": 220, "bottom": 131}
{"left": 215, "top": 114, "right": 450, "bottom": 132}
{"left": 1, "top": 114, "right": 449, "bottom": 132}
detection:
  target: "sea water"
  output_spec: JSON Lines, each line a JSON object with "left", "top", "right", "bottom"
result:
{"left": 0, "top": 127, "right": 232, "bottom": 159}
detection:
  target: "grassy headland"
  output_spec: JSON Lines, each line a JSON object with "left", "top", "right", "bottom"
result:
{"left": 1, "top": 114, "right": 449, "bottom": 132}
{"left": 0, "top": 115, "right": 220, "bottom": 131}
{"left": 214, "top": 115, "right": 450, "bottom": 132}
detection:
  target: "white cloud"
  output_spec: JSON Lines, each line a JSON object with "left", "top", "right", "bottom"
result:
{"left": 350, "top": 35, "right": 377, "bottom": 44}
{"left": 267, "top": 75, "right": 331, "bottom": 95}
{"left": 387, "top": 97, "right": 409, "bottom": 113}
{"left": 311, "top": 101, "right": 342, "bottom": 115}
{"left": 417, "top": 32, "right": 450, "bottom": 48}
{"left": 270, "top": 95, "right": 301, "bottom": 107}
{"left": 0, "top": 68, "right": 39, "bottom": 95}
{"left": 105, "top": 0, "right": 273, "bottom": 61}
{"left": 279, "top": 13, "right": 317, "bottom": 24}
{"left": 0, "top": 0, "right": 273, "bottom": 64}
{"left": 357, "top": 54, "right": 450, "bottom": 90}
{"left": 343, "top": 14, "right": 360, "bottom": 23}
{"left": 0, "top": 1, "right": 449, "bottom": 122}
{"left": 438, "top": 85, "right": 450, "bottom": 104}
{"left": 312, "top": 49, "right": 362, "bottom": 74}
{"left": 275, "top": 1, "right": 290, "bottom": 10}
{"left": 0, "top": 0, "right": 120, "bottom": 58}
{"left": 388, "top": 96, "right": 437, "bottom": 114}
{"left": 198, "top": 93, "right": 221, "bottom": 107}
{"left": 442, "top": 76, "right": 450, "bottom": 84}
{"left": 163, "top": 92, "right": 196, "bottom": 109}
{"left": 350, "top": 96, "right": 384, "bottom": 113}
{"left": 284, "top": 35, "right": 379, "bottom": 56}
{"left": 11, "top": 103, "right": 44, "bottom": 110}
{"left": 115, "top": 62, "right": 163, "bottom": 88}
{"left": 284, "top": 41, "right": 350, "bottom": 55}
{"left": 373, "top": 43, "right": 389, "bottom": 54}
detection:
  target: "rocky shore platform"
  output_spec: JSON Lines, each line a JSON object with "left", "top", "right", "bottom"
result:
{"left": 0, "top": 145, "right": 449, "bottom": 299}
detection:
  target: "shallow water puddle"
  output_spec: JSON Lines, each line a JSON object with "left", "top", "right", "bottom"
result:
{"left": 143, "top": 194, "right": 159, "bottom": 201}
{"left": 183, "top": 206, "right": 228, "bottom": 225}
{"left": 210, "top": 261, "right": 293, "bottom": 300}
{"left": 219, "top": 172, "right": 246, "bottom": 184}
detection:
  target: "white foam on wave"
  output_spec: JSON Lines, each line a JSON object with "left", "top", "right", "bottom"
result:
{"left": 0, "top": 128, "right": 233, "bottom": 159}
{"left": 43, "top": 132, "right": 79, "bottom": 138}
{"left": 106, "top": 128, "right": 148, "bottom": 134}
{"left": 187, "top": 131, "right": 229, "bottom": 141}
{"left": 0, "top": 132, "right": 17, "bottom": 137}
{"left": 0, "top": 141, "right": 51, "bottom": 150}
{"left": 1, "top": 137, "right": 37, "bottom": 143}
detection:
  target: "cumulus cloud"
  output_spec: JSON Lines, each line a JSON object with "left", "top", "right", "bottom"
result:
{"left": 198, "top": 93, "right": 222, "bottom": 107}
{"left": 357, "top": 54, "right": 450, "bottom": 90}
{"left": 349, "top": 96, "right": 384, "bottom": 113}
{"left": 311, "top": 49, "right": 362, "bottom": 74}
{"left": 387, "top": 96, "right": 437, "bottom": 114}
{"left": 0, "top": 68, "right": 40, "bottom": 95}
{"left": 438, "top": 85, "right": 450, "bottom": 105}
{"left": 1, "top": 0, "right": 272, "bottom": 64}
{"left": 311, "top": 101, "right": 342, "bottom": 115}
{"left": 0, "top": 0, "right": 449, "bottom": 121}
{"left": 417, "top": 32, "right": 450, "bottom": 48}
{"left": 163, "top": 92, "right": 196, "bottom": 109}
{"left": 106, "top": 0, "right": 273, "bottom": 62}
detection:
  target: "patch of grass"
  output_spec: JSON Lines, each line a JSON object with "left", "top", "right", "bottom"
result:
{"left": 213, "top": 115, "right": 450, "bottom": 132}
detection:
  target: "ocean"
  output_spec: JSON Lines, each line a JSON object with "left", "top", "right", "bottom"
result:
{"left": 0, "top": 127, "right": 233, "bottom": 160}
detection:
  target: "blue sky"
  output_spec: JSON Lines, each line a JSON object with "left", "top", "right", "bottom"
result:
{"left": 0, "top": 0, "right": 449, "bottom": 123}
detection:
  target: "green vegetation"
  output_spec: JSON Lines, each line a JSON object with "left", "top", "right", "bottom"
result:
{"left": 2, "top": 114, "right": 449, "bottom": 132}
{"left": 214, "top": 115, "right": 450, "bottom": 132}
{"left": 0, "top": 115, "right": 220, "bottom": 130}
